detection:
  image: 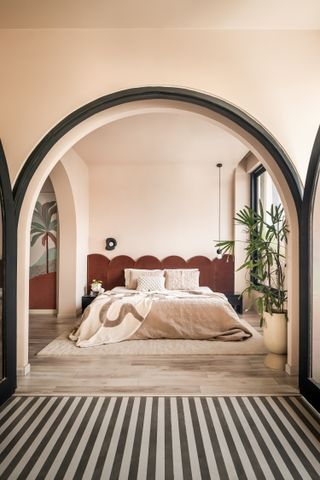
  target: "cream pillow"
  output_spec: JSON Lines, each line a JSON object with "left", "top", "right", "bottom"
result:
{"left": 165, "top": 269, "right": 200, "bottom": 290}
{"left": 136, "top": 275, "right": 165, "bottom": 292}
{"left": 124, "top": 268, "right": 164, "bottom": 289}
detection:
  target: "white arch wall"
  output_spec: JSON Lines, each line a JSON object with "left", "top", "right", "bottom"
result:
{"left": 50, "top": 152, "right": 89, "bottom": 318}
{"left": 59, "top": 150, "right": 89, "bottom": 315}
{"left": 50, "top": 162, "right": 77, "bottom": 317}
{"left": 16, "top": 100, "right": 300, "bottom": 375}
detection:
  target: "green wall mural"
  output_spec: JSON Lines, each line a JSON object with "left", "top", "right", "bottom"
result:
{"left": 30, "top": 194, "right": 58, "bottom": 279}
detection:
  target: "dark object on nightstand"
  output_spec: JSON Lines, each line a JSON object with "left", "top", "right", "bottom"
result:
{"left": 81, "top": 294, "right": 97, "bottom": 313}
{"left": 226, "top": 294, "right": 243, "bottom": 314}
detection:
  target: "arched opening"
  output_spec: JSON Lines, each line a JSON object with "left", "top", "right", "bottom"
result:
{"left": 13, "top": 87, "right": 302, "bottom": 379}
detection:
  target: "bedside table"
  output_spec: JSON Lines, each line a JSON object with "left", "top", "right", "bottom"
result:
{"left": 226, "top": 293, "right": 243, "bottom": 314}
{"left": 81, "top": 294, "right": 98, "bottom": 313}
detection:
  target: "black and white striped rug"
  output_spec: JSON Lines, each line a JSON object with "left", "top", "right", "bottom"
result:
{"left": 0, "top": 396, "right": 319, "bottom": 479}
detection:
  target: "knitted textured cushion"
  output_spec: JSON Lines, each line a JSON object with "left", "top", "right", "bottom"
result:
{"left": 165, "top": 269, "right": 200, "bottom": 290}
{"left": 136, "top": 275, "right": 166, "bottom": 292}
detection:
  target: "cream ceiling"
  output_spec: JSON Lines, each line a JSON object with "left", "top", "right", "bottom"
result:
{"left": 73, "top": 112, "right": 249, "bottom": 166}
{"left": 1, "top": 0, "right": 319, "bottom": 29}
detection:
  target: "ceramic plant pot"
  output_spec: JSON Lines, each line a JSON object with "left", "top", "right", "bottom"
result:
{"left": 263, "top": 311, "right": 287, "bottom": 355}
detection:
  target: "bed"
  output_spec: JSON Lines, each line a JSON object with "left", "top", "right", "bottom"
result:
{"left": 69, "top": 257, "right": 252, "bottom": 348}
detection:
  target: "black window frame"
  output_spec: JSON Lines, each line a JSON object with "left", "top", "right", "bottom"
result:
{"left": 250, "top": 164, "right": 266, "bottom": 213}
{"left": 250, "top": 165, "right": 266, "bottom": 285}
{"left": 250, "top": 164, "right": 286, "bottom": 291}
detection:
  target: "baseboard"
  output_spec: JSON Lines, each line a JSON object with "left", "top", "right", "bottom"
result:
{"left": 57, "top": 312, "right": 77, "bottom": 319}
{"left": 285, "top": 363, "right": 299, "bottom": 376}
{"left": 29, "top": 309, "right": 57, "bottom": 315}
{"left": 17, "top": 363, "right": 30, "bottom": 376}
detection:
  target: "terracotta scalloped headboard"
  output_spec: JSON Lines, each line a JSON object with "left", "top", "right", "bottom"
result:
{"left": 87, "top": 254, "right": 234, "bottom": 294}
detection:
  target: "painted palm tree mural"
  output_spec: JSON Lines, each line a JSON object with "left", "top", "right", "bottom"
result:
{"left": 29, "top": 186, "right": 58, "bottom": 310}
{"left": 30, "top": 200, "right": 58, "bottom": 275}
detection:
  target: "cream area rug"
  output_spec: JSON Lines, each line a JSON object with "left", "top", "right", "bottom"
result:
{"left": 37, "top": 320, "right": 267, "bottom": 356}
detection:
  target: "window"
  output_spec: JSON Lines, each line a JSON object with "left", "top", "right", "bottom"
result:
{"left": 250, "top": 165, "right": 284, "bottom": 286}
{"left": 251, "top": 166, "right": 282, "bottom": 213}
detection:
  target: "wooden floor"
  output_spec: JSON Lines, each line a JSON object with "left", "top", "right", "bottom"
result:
{"left": 16, "top": 313, "right": 299, "bottom": 396}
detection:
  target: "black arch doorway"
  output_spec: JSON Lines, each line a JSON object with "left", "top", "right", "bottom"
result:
{"left": 5, "top": 86, "right": 313, "bottom": 408}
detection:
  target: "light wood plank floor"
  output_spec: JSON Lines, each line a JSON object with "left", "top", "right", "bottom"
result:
{"left": 16, "top": 313, "right": 299, "bottom": 396}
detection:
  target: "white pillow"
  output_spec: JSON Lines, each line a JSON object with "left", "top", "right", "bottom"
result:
{"left": 124, "top": 269, "right": 132, "bottom": 288}
{"left": 165, "top": 269, "right": 200, "bottom": 290}
{"left": 124, "top": 268, "right": 164, "bottom": 289}
{"left": 136, "top": 275, "right": 165, "bottom": 292}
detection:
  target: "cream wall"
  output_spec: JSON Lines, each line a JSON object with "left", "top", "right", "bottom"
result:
{"left": 0, "top": 29, "right": 319, "bottom": 186}
{"left": 88, "top": 161, "right": 235, "bottom": 259}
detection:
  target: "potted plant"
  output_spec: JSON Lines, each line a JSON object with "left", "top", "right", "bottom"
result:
{"left": 216, "top": 201, "right": 289, "bottom": 354}
{"left": 90, "top": 279, "right": 103, "bottom": 295}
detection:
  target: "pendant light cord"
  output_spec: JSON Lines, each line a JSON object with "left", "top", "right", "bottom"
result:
{"left": 218, "top": 166, "right": 221, "bottom": 242}
{"left": 217, "top": 163, "right": 222, "bottom": 243}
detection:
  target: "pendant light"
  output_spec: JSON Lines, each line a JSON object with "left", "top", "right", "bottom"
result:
{"left": 216, "top": 163, "right": 223, "bottom": 259}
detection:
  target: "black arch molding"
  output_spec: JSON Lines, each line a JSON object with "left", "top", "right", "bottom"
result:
{"left": 0, "top": 141, "right": 17, "bottom": 403}
{"left": 299, "top": 126, "right": 320, "bottom": 411}
{"left": 13, "top": 86, "right": 303, "bottom": 216}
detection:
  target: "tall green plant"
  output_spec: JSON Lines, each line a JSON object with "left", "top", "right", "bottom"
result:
{"left": 216, "top": 201, "right": 289, "bottom": 323}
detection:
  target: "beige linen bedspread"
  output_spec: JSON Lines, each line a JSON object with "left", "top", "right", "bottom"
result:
{"left": 70, "top": 288, "right": 252, "bottom": 347}
{"left": 130, "top": 290, "right": 251, "bottom": 341}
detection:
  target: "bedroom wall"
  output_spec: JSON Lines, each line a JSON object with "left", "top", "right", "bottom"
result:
{"left": 88, "top": 161, "right": 235, "bottom": 259}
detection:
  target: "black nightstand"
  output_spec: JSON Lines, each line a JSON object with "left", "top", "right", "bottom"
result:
{"left": 226, "top": 293, "right": 243, "bottom": 314}
{"left": 81, "top": 294, "right": 98, "bottom": 313}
